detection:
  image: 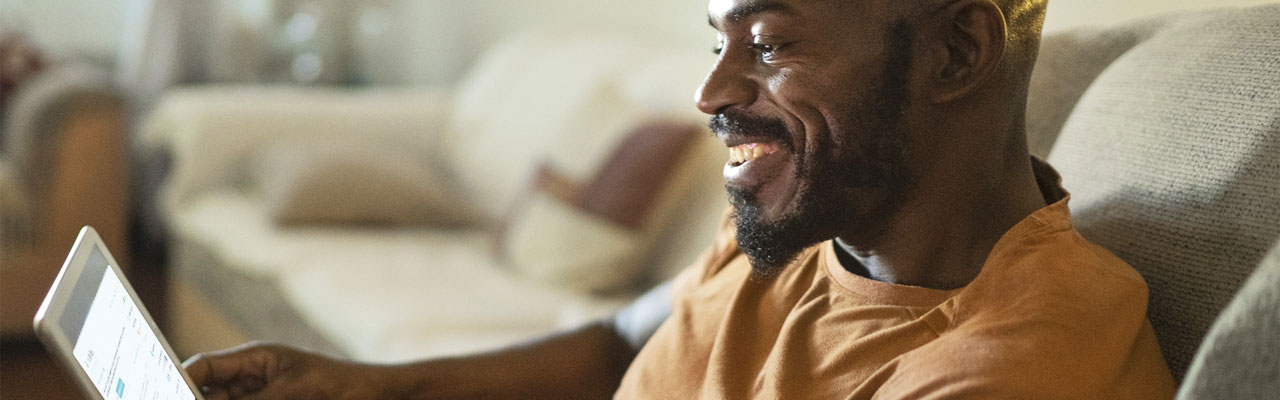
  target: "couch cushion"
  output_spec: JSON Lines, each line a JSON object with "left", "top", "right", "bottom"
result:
{"left": 275, "top": 230, "right": 631, "bottom": 362}
{"left": 169, "top": 191, "right": 632, "bottom": 362}
{"left": 442, "top": 30, "right": 711, "bottom": 221}
{"left": 1177, "top": 239, "right": 1280, "bottom": 399}
{"left": 1026, "top": 17, "right": 1172, "bottom": 157}
{"left": 1045, "top": 4, "right": 1280, "bottom": 379}
{"left": 140, "top": 87, "right": 453, "bottom": 214}
{"left": 254, "top": 140, "right": 477, "bottom": 226}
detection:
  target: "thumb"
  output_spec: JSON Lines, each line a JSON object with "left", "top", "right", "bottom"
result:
{"left": 182, "top": 352, "right": 216, "bottom": 387}
{"left": 183, "top": 342, "right": 282, "bottom": 387}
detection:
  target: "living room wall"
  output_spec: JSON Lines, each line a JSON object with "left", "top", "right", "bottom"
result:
{"left": 388, "top": 0, "right": 707, "bottom": 86}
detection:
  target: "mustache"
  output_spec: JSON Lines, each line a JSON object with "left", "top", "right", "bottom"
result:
{"left": 708, "top": 109, "right": 793, "bottom": 146}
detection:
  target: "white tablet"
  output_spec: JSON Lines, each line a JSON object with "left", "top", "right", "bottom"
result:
{"left": 33, "top": 226, "right": 204, "bottom": 400}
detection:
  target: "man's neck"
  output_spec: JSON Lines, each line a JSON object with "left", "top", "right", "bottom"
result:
{"left": 834, "top": 150, "right": 1047, "bottom": 290}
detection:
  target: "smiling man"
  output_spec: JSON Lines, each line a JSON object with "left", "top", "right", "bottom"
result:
{"left": 185, "top": 0, "right": 1177, "bottom": 398}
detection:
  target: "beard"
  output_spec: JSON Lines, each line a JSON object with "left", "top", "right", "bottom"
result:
{"left": 714, "top": 20, "right": 916, "bottom": 276}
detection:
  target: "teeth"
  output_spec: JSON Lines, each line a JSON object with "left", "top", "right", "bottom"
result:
{"left": 727, "top": 143, "right": 776, "bottom": 165}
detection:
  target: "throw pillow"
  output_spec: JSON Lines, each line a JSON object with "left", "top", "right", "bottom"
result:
{"left": 497, "top": 120, "right": 706, "bottom": 293}
{"left": 255, "top": 140, "right": 475, "bottom": 226}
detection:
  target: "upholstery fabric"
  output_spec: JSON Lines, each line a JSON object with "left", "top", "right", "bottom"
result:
{"left": 139, "top": 88, "right": 454, "bottom": 218}
{"left": 498, "top": 120, "right": 711, "bottom": 293}
{"left": 170, "top": 192, "right": 631, "bottom": 362}
{"left": 0, "top": 161, "right": 31, "bottom": 251}
{"left": 1025, "top": 16, "right": 1170, "bottom": 157}
{"left": 143, "top": 30, "right": 730, "bottom": 364}
{"left": 0, "top": 65, "right": 118, "bottom": 247}
{"left": 443, "top": 31, "right": 711, "bottom": 221}
{"left": 502, "top": 190, "right": 641, "bottom": 292}
{"left": 2, "top": 64, "right": 116, "bottom": 191}
{"left": 1044, "top": 5, "right": 1280, "bottom": 379}
{"left": 254, "top": 140, "right": 475, "bottom": 226}
{"left": 1177, "top": 239, "right": 1280, "bottom": 399}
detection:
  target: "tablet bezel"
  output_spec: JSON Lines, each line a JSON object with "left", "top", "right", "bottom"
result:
{"left": 32, "top": 226, "right": 205, "bottom": 400}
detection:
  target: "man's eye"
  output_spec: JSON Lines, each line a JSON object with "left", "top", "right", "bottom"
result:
{"left": 748, "top": 43, "right": 786, "bottom": 61}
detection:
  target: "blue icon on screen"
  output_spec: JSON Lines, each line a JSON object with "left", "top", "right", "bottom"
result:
{"left": 115, "top": 378, "right": 125, "bottom": 397}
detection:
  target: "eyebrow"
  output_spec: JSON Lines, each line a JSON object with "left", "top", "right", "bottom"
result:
{"left": 707, "top": 1, "right": 796, "bottom": 29}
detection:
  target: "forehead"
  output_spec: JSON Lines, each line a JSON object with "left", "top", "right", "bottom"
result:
{"left": 708, "top": 0, "right": 794, "bottom": 22}
{"left": 707, "top": 0, "right": 888, "bottom": 30}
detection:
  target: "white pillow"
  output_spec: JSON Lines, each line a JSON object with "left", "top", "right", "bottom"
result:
{"left": 495, "top": 120, "right": 709, "bottom": 293}
{"left": 254, "top": 141, "right": 476, "bottom": 226}
{"left": 501, "top": 190, "right": 642, "bottom": 293}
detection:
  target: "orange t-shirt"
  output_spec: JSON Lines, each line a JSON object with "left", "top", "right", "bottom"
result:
{"left": 615, "top": 197, "right": 1176, "bottom": 399}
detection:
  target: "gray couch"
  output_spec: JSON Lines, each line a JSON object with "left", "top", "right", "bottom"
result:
{"left": 1026, "top": 4, "right": 1280, "bottom": 397}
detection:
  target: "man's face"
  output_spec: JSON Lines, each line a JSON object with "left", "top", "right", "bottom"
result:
{"left": 701, "top": 0, "right": 917, "bottom": 274}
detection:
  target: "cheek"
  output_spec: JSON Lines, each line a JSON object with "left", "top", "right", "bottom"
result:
{"left": 762, "top": 77, "right": 836, "bottom": 152}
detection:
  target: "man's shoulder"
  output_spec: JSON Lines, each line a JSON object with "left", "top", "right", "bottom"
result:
{"left": 956, "top": 202, "right": 1151, "bottom": 318}
{"left": 933, "top": 212, "right": 1152, "bottom": 352}
{"left": 882, "top": 227, "right": 1169, "bottom": 397}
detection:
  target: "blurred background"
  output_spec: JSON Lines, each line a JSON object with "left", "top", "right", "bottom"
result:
{"left": 1, "top": 0, "right": 1276, "bottom": 398}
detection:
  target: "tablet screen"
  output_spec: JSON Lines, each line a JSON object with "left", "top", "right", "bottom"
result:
{"left": 67, "top": 247, "right": 195, "bottom": 400}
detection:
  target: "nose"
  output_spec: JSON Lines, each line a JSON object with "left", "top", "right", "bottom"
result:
{"left": 695, "top": 54, "right": 757, "bottom": 115}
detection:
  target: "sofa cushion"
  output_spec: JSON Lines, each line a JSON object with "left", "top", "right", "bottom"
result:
{"left": 1026, "top": 17, "right": 1171, "bottom": 157}
{"left": 1045, "top": 4, "right": 1280, "bottom": 379}
{"left": 169, "top": 191, "right": 633, "bottom": 362}
{"left": 1177, "top": 239, "right": 1280, "bottom": 399}
{"left": 442, "top": 31, "right": 710, "bottom": 221}
{"left": 140, "top": 87, "right": 453, "bottom": 215}
{"left": 275, "top": 228, "right": 630, "bottom": 362}
{"left": 254, "top": 140, "right": 476, "bottom": 226}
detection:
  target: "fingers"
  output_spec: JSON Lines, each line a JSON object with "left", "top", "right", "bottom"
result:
{"left": 182, "top": 343, "right": 355, "bottom": 400}
{"left": 183, "top": 352, "right": 215, "bottom": 388}
{"left": 183, "top": 342, "right": 281, "bottom": 388}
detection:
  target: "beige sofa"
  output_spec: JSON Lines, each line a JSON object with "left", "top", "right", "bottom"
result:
{"left": 143, "top": 5, "right": 1280, "bottom": 396}
{"left": 142, "top": 30, "right": 729, "bottom": 362}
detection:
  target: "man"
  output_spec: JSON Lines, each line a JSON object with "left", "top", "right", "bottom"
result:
{"left": 184, "top": 0, "right": 1178, "bottom": 398}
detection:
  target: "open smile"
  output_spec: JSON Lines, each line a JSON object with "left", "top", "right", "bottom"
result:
{"left": 727, "top": 142, "right": 782, "bottom": 166}
{"left": 724, "top": 139, "right": 791, "bottom": 191}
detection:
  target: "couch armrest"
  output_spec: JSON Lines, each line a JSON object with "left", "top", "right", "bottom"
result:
{"left": 138, "top": 86, "right": 453, "bottom": 217}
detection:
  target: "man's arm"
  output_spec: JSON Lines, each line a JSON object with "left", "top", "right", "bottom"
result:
{"left": 184, "top": 282, "right": 674, "bottom": 399}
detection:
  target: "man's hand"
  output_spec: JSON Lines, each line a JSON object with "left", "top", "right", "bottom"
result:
{"left": 183, "top": 342, "right": 399, "bottom": 400}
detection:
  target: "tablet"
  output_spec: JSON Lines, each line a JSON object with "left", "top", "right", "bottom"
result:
{"left": 33, "top": 226, "right": 204, "bottom": 400}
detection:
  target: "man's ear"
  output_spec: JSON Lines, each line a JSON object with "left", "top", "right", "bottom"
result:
{"left": 924, "top": 0, "right": 1007, "bottom": 103}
